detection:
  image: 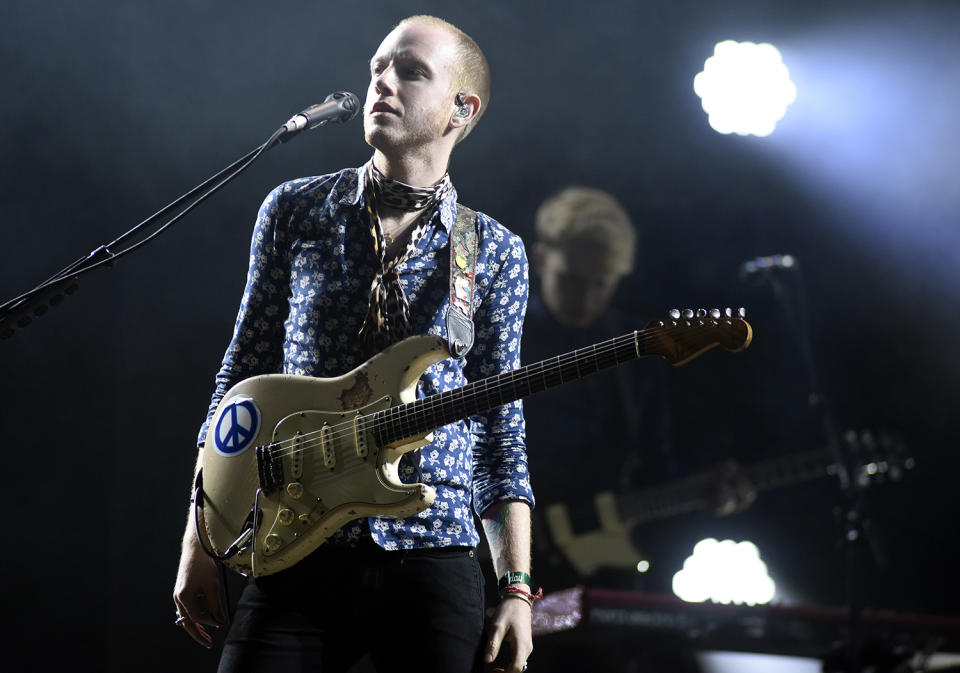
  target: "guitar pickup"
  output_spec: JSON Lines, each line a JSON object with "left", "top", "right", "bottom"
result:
{"left": 256, "top": 443, "right": 284, "bottom": 495}
{"left": 320, "top": 423, "right": 336, "bottom": 470}
{"left": 354, "top": 411, "right": 368, "bottom": 458}
{"left": 290, "top": 431, "right": 304, "bottom": 479}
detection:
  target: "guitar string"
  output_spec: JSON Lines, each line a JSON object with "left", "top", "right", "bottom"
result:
{"left": 255, "top": 320, "right": 743, "bottom": 461}
{"left": 259, "top": 324, "right": 698, "bottom": 463}
{"left": 258, "top": 320, "right": 742, "bottom": 461}
{"left": 259, "top": 327, "right": 650, "bottom": 460}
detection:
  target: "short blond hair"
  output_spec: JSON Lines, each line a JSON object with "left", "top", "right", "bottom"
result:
{"left": 535, "top": 187, "right": 636, "bottom": 275}
{"left": 398, "top": 15, "right": 490, "bottom": 142}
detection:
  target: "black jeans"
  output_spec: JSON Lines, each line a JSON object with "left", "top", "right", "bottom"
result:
{"left": 217, "top": 539, "right": 486, "bottom": 673}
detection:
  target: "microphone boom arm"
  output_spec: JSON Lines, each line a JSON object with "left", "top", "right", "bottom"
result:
{"left": 0, "top": 93, "right": 359, "bottom": 340}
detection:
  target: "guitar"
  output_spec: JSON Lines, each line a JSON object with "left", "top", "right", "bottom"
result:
{"left": 197, "top": 308, "right": 752, "bottom": 577}
{"left": 541, "top": 429, "right": 914, "bottom": 577}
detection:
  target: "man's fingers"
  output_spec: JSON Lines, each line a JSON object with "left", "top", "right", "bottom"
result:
{"left": 177, "top": 589, "right": 225, "bottom": 627}
{"left": 485, "top": 621, "right": 506, "bottom": 663}
{"left": 181, "top": 616, "right": 214, "bottom": 649}
{"left": 193, "top": 590, "right": 226, "bottom": 627}
{"left": 488, "top": 630, "right": 531, "bottom": 672}
{"left": 507, "top": 634, "right": 532, "bottom": 673}
{"left": 174, "top": 596, "right": 217, "bottom": 649}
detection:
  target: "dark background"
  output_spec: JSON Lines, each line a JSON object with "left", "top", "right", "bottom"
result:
{"left": 2, "top": 1, "right": 958, "bottom": 670}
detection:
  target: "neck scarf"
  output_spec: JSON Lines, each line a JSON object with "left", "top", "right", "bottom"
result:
{"left": 369, "top": 163, "right": 452, "bottom": 211}
{"left": 358, "top": 166, "right": 450, "bottom": 354}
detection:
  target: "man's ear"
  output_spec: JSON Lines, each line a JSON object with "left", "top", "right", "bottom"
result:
{"left": 449, "top": 92, "right": 481, "bottom": 130}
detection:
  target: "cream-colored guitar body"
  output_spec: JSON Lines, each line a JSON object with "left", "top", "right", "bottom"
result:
{"left": 200, "top": 334, "right": 449, "bottom": 577}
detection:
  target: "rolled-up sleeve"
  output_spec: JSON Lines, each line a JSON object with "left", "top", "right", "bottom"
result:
{"left": 469, "top": 216, "right": 534, "bottom": 515}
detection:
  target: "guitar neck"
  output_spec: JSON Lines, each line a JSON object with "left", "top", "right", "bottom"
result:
{"left": 618, "top": 448, "right": 837, "bottom": 525}
{"left": 375, "top": 331, "right": 644, "bottom": 446}
{"left": 747, "top": 447, "right": 837, "bottom": 492}
{"left": 371, "top": 311, "right": 752, "bottom": 447}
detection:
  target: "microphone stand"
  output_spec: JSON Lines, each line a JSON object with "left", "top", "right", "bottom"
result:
{"left": 0, "top": 96, "right": 354, "bottom": 340}
{"left": 753, "top": 262, "right": 886, "bottom": 673}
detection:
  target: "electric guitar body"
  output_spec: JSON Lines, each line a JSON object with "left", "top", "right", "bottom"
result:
{"left": 200, "top": 334, "right": 449, "bottom": 577}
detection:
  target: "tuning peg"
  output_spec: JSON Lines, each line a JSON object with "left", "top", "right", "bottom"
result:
{"left": 682, "top": 308, "right": 694, "bottom": 319}
{"left": 696, "top": 308, "right": 707, "bottom": 318}
{"left": 738, "top": 307, "right": 747, "bottom": 318}
{"left": 710, "top": 308, "right": 722, "bottom": 319}
{"left": 669, "top": 308, "right": 681, "bottom": 320}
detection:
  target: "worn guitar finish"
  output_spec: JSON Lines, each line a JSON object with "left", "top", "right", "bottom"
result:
{"left": 199, "top": 308, "right": 752, "bottom": 577}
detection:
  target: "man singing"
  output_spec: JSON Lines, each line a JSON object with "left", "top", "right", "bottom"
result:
{"left": 173, "top": 15, "right": 535, "bottom": 673}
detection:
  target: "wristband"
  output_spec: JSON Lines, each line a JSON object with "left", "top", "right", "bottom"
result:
{"left": 497, "top": 571, "right": 532, "bottom": 592}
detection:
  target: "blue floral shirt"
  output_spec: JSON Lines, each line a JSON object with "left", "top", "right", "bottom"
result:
{"left": 198, "top": 160, "right": 533, "bottom": 550}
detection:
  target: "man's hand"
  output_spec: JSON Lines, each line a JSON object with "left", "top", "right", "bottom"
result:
{"left": 709, "top": 458, "right": 757, "bottom": 517}
{"left": 485, "top": 594, "right": 533, "bottom": 673}
{"left": 172, "top": 526, "right": 225, "bottom": 648}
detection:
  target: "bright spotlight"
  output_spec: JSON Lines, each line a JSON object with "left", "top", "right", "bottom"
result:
{"left": 694, "top": 40, "right": 797, "bottom": 137}
{"left": 672, "top": 538, "right": 776, "bottom": 605}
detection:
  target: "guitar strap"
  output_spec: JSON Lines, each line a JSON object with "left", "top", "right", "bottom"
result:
{"left": 446, "top": 203, "right": 478, "bottom": 358}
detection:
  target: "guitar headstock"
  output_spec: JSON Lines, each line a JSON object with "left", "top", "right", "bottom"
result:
{"left": 643, "top": 307, "right": 753, "bottom": 366}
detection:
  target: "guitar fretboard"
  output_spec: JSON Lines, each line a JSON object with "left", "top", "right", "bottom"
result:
{"left": 373, "top": 331, "right": 643, "bottom": 446}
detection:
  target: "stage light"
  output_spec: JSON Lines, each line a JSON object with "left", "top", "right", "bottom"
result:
{"left": 636, "top": 559, "right": 650, "bottom": 573}
{"left": 694, "top": 40, "right": 797, "bottom": 137}
{"left": 697, "top": 651, "right": 822, "bottom": 673}
{"left": 672, "top": 538, "right": 776, "bottom": 605}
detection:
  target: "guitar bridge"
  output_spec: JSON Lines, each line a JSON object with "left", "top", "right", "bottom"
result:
{"left": 256, "top": 443, "right": 284, "bottom": 495}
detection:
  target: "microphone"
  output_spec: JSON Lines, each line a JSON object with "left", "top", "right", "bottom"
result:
{"left": 281, "top": 91, "right": 360, "bottom": 136}
{"left": 739, "top": 254, "right": 797, "bottom": 279}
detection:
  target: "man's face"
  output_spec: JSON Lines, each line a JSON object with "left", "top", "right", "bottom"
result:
{"left": 536, "top": 242, "right": 624, "bottom": 329}
{"left": 364, "top": 21, "right": 458, "bottom": 154}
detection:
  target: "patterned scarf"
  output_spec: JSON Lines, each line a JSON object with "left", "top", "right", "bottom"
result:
{"left": 368, "top": 163, "right": 452, "bottom": 211}
{"left": 358, "top": 165, "right": 451, "bottom": 354}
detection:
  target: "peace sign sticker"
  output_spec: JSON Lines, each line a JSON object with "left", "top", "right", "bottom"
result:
{"left": 214, "top": 397, "right": 261, "bottom": 457}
